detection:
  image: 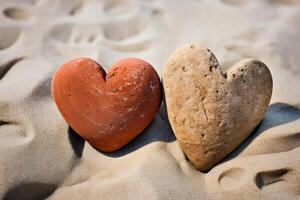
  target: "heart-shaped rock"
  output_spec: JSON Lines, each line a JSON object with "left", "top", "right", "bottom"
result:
{"left": 52, "top": 58, "right": 162, "bottom": 152}
{"left": 163, "top": 44, "right": 272, "bottom": 171}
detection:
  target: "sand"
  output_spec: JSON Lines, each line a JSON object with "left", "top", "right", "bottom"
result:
{"left": 0, "top": 0, "right": 299, "bottom": 199}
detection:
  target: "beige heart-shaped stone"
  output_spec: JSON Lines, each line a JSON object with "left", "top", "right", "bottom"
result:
{"left": 163, "top": 44, "right": 272, "bottom": 171}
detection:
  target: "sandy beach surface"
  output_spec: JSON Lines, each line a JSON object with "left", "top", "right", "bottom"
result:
{"left": 0, "top": 0, "right": 300, "bottom": 199}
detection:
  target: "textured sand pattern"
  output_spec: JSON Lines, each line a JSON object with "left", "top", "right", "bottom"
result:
{"left": 0, "top": 0, "right": 300, "bottom": 199}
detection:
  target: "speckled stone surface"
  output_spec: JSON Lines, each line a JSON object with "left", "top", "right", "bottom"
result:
{"left": 52, "top": 57, "right": 162, "bottom": 152}
{"left": 163, "top": 44, "right": 273, "bottom": 171}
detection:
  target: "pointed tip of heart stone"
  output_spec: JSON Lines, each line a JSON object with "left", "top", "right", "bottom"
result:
{"left": 163, "top": 44, "right": 272, "bottom": 171}
{"left": 51, "top": 57, "right": 162, "bottom": 152}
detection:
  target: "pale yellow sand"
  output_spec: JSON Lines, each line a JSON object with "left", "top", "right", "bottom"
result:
{"left": 0, "top": 0, "right": 300, "bottom": 199}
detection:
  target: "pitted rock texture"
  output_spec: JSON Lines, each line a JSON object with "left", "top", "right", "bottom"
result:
{"left": 163, "top": 44, "right": 273, "bottom": 171}
{"left": 52, "top": 57, "right": 162, "bottom": 152}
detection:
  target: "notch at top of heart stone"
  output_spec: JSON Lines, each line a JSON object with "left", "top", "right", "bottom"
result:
{"left": 51, "top": 57, "right": 162, "bottom": 152}
{"left": 162, "top": 44, "right": 272, "bottom": 171}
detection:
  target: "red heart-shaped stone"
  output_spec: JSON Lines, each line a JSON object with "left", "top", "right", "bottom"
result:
{"left": 51, "top": 58, "right": 162, "bottom": 152}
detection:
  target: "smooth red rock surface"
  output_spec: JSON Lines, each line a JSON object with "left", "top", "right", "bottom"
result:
{"left": 51, "top": 58, "right": 162, "bottom": 152}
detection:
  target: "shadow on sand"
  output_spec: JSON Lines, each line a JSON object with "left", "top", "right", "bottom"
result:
{"left": 224, "top": 102, "right": 300, "bottom": 160}
{"left": 102, "top": 113, "right": 176, "bottom": 158}
{"left": 68, "top": 127, "right": 85, "bottom": 158}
